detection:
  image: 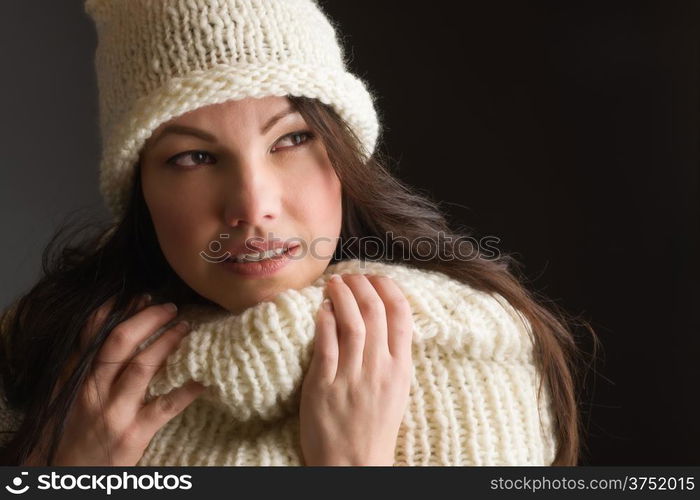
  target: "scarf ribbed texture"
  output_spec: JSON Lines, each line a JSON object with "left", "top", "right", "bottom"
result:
{"left": 0, "top": 258, "right": 557, "bottom": 465}
{"left": 139, "top": 259, "right": 557, "bottom": 465}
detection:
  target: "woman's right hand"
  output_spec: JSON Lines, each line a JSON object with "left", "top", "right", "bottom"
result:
{"left": 24, "top": 294, "right": 205, "bottom": 466}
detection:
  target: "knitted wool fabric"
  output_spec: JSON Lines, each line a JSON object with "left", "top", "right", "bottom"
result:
{"left": 0, "top": 258, "right": 558, "bottom": 465}
{"left": 84, "top": 0, "right": 381, "bottom": 221}
{"left": 138, "top": 258, "right": 557, "bottom": 465}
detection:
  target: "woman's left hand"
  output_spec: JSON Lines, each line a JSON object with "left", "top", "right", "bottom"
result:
{"left": 299, "top": 273, "right": 414, "bottom": 466}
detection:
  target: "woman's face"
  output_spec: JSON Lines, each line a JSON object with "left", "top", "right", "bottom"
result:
{"left": 139, "top": 96, "right": 342, "bottom": 314}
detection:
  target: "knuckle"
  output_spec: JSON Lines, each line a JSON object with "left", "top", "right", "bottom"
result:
{"left": 314, "top": 347, "right": 337, "bottom": 366}
{"left": 102, "top": 407, "right": 125, "bottom": 431}
{"left": 386, "top": 292, "right": 411, "bottom": 313}
{"left": 345, "top": 382, "right": 364, "bottom": 403}
{"left": 386, "top": 290, "right": 413, "bottom": 328}
{"left": 376, "top": 375, "right": 395, "bottom": 394}
{"left": 368, "top": 272, "right": 394, "bottom": 290}
{"left": 357, "top": 296, "right": 384, "bottom": 317}
{"left": 339, "top": 316, "right": 365, "bottom": 338}
{"left": 109, "top": 326, "right": 134, "bottom": 347}
{"left": 345, "top": 273, "right": 367, "bottom": 287}
{"left": 114, "top": 428, "right": 143, "bottom": 453}
{"left": 125, "top": 360, "right": 152, "bottom": 379}
{"left": 344, "top": 323, "right": 366, "bottom": 339}
{"left": 393, "top": 321, "right": 414, "bottom": 340}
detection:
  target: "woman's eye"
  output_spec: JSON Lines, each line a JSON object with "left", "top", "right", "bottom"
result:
{"left": 166, "top": 150, "right": 215, "bottom": 168}
{"left": 165, "top": 131, "right": 314, "bottom": 167}
{"left": 272, "top": 130, "right": 314, "bottom": 152}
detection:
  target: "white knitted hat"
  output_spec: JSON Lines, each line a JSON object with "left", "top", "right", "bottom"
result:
{"left": 84, "top": 0, "right": 381, "bottom": 220}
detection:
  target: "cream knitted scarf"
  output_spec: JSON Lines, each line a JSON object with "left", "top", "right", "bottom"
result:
{"left": 138, "top": 258, "right": 558, "bottom": 466}
{"left": 0, "top": 258, "right": 557, "bottom": 465}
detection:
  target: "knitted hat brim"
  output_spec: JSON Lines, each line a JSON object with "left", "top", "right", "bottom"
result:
{"left": 99, "top": 61, "right": 380, "bottom": 221}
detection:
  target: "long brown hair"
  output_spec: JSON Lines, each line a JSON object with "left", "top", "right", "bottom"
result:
{"left": 0, "top": 95, "right": 598, "bottom": 465}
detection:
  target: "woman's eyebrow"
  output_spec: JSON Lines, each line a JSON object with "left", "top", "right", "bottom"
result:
{"left": 150, "top": 125, "right": 217, "bottom": 147}
{"left": 149, "top": 106, "right": 299, "bottom": 147}
{"left": 260, "top": 106, "right": 298, "bottom": 134}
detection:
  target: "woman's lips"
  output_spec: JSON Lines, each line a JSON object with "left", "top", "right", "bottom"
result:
{"left": 220, "top": 244, "right": 300, "bottom": 277}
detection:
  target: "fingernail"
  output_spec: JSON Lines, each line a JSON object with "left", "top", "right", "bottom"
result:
{"left": 176, "top": 320, "right": 190, "bottom": 332}
{"left": 322, "top": 298, "right": 333, "bottom": 311}
{"left": 164, "top": 302, "right": 178, "bottom": 313}
{"left": 143, "top": 293, "right": 152, "bottom": 303}
{"left": 330, "top": 273, "right": 341, "bottom": 283}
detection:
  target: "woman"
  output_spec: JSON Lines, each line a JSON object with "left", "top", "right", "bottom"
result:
{"left": 0, "top": 0, "right": 595, "bottom": 466}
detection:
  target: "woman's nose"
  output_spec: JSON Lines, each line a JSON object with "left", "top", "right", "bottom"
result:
{"left": 222, "top": 161, "right": 281, "bottom": 227}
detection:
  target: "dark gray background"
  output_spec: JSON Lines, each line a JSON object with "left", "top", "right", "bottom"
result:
{"left": 1, "top": 0, "right": 698, "bottom": 465}
{"left": 1, "top": 1, "right": 106, "bottom": 309}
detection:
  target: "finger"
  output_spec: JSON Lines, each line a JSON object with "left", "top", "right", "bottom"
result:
{"left": 92, "top": 301, "right": 180, "bottom": 396}
{"left": 366, "top": 275, "right": 414, "bottom": 364}
{"left": 128, "top": 293, "right": 153, "bottom": 315}
{"left": 80, "top": 294, "right": 152, "bottom": 352}
{"left": 341, "top": 274, "right": 389, "bottom": 372}
{"left": 111, "top": 320, "right": 191, "bottom": 410}
{"left": 306, "top": 298, "right": 339, "bottom": 385}
{"left": 135, "top": 380, "right": 206, "bottom": 440}
{"left": 326, "top": 274, "right": 366, "bottom": 380}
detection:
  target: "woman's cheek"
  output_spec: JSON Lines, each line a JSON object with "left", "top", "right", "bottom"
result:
{"left": 310, "top": 176, "right": 343, "bottom": 260}
{"left": 290, "top": 169, "right": 339, "bottom": 220}
{"left": 147, "top": 190, "right": 210, "bottom": 267}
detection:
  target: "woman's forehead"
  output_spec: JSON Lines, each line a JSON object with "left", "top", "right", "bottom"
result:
{"left": 152, "top": 96, "right": 295, "bottom": 133}
{"left": 144, "top": 96, "right": 301, "bottom": 151}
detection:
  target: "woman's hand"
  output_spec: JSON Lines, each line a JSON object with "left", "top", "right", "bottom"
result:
{"left": 299, "top": 273, "right": 414, "bottom": 466}
{"left": 24, "top": 295, "right": 205, "bottom": 466}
